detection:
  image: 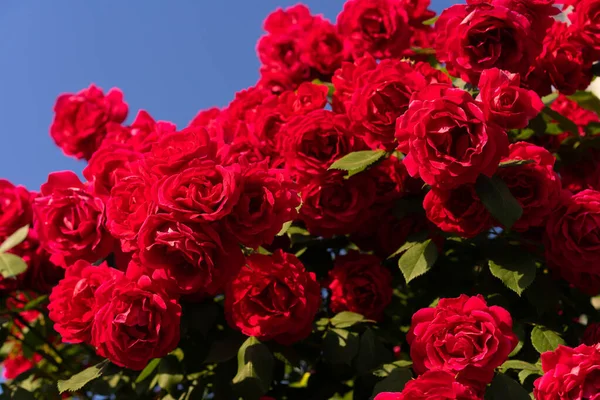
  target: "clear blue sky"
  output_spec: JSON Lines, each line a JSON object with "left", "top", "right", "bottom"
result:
{"left": 0, "top": 0, "right": 452, "bottom": 190}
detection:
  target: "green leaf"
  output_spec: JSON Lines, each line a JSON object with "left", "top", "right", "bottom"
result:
{"left": 323, "top": 328, "right": 360, "bottom": 365}
{"left": 518, "top": 369, "right": 541, "bottom": 385}
{"left": 328, "top": 150, "right": 386, "bottom": 178}
{"left": 500, "top": 360, "right": 542, "bottom": 373}
{"left": 488, "top": 252, "right": 536, "bottom": 296}
{"left": 585, "top": 121, "right": 600, "bottom": 136}
{"left": 276, "top": 220, "right": 293, "bottom": 236}
{"left": 387, "top": 231, "right": 429, "bottom": 259}
{"left": 0, "top": 253, "right": 27, "bottom": 278}
{"left": 372, "top": 367, "right": 413, "bottom": 396}
{"left": 568, "top": 91, "right": 600, "bottom": 115}
{"left": 232, "top": 337, "right": 274, "bottom": 398}
{"left": 531, "top": 326, "right": 565, "bottom": 354}
{"left": 135, "top": 358, "right": 161, "bottom": 383}
{"left": 541, "top": 92, "right": 558, "bottom": 106}
{"left": 543, "top": 106, "right": 580, "bottom": 136}
{"left": 157, "top": 354, "right": 184, "bottom": 390}
{"left": 488, "top": 373, "right": 530, "bottom": 400}
{"left": 22, "top": 295, "right": 48, "bottom": 311}
{"left": 398, "top": 239, "right": 438, "bottom": 284}
{"left": 330, "top": 311, "right": 373, "bottom": 329}
{"left": 57, "top": 360, "right": 109, "bottom": 394}
{"left": 355, "top": 328, "right": 392, "bottom": 375}
{"left": 0, "top": 225, "right": 29, "bottom": 253}
{"left": 373, "top": 360, "right": 413, "bottom": 377}
{"left": 423, "top": 15, "right": 439, "bottom": 25}
{"left": 498, "top": 159, "right": 534, "bottom": 168}
{"left": 475, "top": 175, "right": 523, "bottom": 230}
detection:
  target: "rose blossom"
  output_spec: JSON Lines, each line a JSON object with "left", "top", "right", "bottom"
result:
{"left": 435, "top": 2, "right": 539, "bottom": 84}
{"left": 327, "top": 251, "right": 392, "bottom": 321}
{"left": 91, "top": 274, "right": 181, "bottom": 370}
{"left": 337, "top": 0, "right": 411, "bottom": 59}
{"left": 225, "top": 250, "right": 321, "bottom": 345}
{"left": 50, "top": 84, "right": 128, "bottom": 160}
{"left": 300, "top": 172, "right": 376, "bottom": 237}
{"left": 476, "top": 68, "right": 543, "bottom": 130}
{"left": 424, "top": 184, "right": 492, "bottom": 238}
{"left": 136, "top": 214, "right": 244, "bottom": 297}
{"left": 534, "top": 344, "right": 600, "bottom": 399}
{"left": 33, "top": 171, "right": 114, "bottom": 268}
{"left": 374, "top": 371, "right": 481, "bottom": 400}
{"left": 224, "top": 160, "right": 300, "bottom": 249}
{"left": 395, "top": 84, "right": 508, "bottom": 190}
{"left": 407, "top": 294, "right": 518, "bottom": 389}
{"left": 498, "top": 142, "right": 562, "bottom": 231}
{"left": 282, "top": 109, "right": 366, "bottom": 180}
{"left": 544, "top": 189, "right": 600, "bottom": 295}
{"left": 346, "top": 57, "right": 427, "bottom": 150}
{"left": 48, "top": 260, "right": 122, "bottom": 343}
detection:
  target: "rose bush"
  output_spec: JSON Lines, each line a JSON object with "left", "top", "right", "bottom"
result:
{"left": 2, "top": 0, "right": 600, "bottom": 399}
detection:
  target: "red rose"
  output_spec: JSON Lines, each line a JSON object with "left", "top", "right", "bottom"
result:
{"left": 50, "top": 84, "right": 128, "bottom": 160}
{"left": 104, "top": 110, "right": 176, "bottom": 153}
{"left": 33, "top": 171, "right": 114, "bottom": 268}
{"left": 544, "top": 189, "right": 600, "bottom": 295}
{"left": 396, "top": 85, "right": 508, "bottom": 190}
{"left": 155, "top": 163, "right": 242, "bottom": 222}
{"left": 0, "top": 179, "right": 33, "bottom": 240}
{"left": 224, "top": 161, "right": 300, "bottom": 249}
{"left": 278, "top": 82, "right": 328, "bottom": 116}
{"left": 327, "top": 251, "right": 392, "bottom": 321}
{"left": 435, "top": 3, "right": 539, "bottom": 84}
{"left": 136, "top": 214, "right": 244, "bottom": 297}
{"left": 424, "top": 184, "right": 492, "bottom": 238}
{"left": 498, "top": 142, "right": 561, "bottom": 231}
{"left": 347, "top": 57, "right": 427, "bottom": 150}
{"left": 147, "top": 126, "right": 218, "bottom": 175}
{"left": 283, "top": 110, "right": 366, "bottom": 180}
{"left": 300, "top": 172, "right": 376, "bottom": 237}
{"left": 188, "top": 107, "right": 222, "bottom": 128}
{"left": 83, "top": 144, "right": 140, "bottom": 198}
{"left": 300, "top": 17, "right": 347, "bottom": 76}
{"left": 48, "top": 260, "right": 122, "bottom": 344}
{"left": 106, "top": 162, "right": 157, "bottom": 252}
{"left": 533, "top": 21, "right": 593, "bottom": 96}
{"left": 570, "top": 0, "right": 600, "bottom": 61}
{"left": 225, "top": 250, "right": 321, "bottom": 345}
{"left": 2, "top": 340, "right": 42, "bottom": 380}
{"left": 583, "top": 323, "right": 600, "bottom": 346}
{"left": 374, "top": 371, "right": 481, "bottom": 400}
{"left": 11, "top": 230, "right": 64, "bottom": 294}
{"left": 534, "top": 344, "right": 600, "bottom": 400}
{"left": 332, "top": 55, "right": 377, "bottom": 114}
{"left": 263, "top": 4, "right": 313, "bottom": 34}
{"left": 539, "top": 95, "right": 600, "bottom": 150}
{"left": 407, "top": 295, "right": 518, "bottom": 389}
{"left": 257, "top": 5, "right": 313, "bottom": 87}
{"left": 413, "top": 61, "right": 453, "bottom": 85}
{"left": 91, "top": 274, "right": 181, "bottom": 370}
{"left": 368, "top": 156, "right": 411, "bottom": 208}
{"left": 476, "top": 68, "right": 543, "bottom": 130}
{"left": 337, "top": 0, "right": 411, "bottom": 59}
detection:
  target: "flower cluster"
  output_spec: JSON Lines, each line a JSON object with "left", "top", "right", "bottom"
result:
{"left": 2, "top": 0, "right": 600, "bottom": 398}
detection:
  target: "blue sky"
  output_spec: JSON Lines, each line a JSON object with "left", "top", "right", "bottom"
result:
{"left": 0, "top": 0, "right": 452, "bottom": 190}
